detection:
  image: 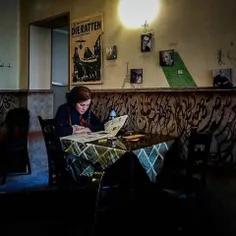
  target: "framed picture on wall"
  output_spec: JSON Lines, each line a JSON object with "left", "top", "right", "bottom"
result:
{"left": 70, "top": 13, "right": 103, "bottom": 88}
{"left": 141, "top": 34, "right": 152, "bottom": 52}
{"left": 130, "top": 69, "right": 143, "bottom": 84}
{"left": 213, "top": 69, "right": 233, "bottom": 88}
{"left": 231, "top": 68, "right": 236, "bottom": 87}
{"left": 106, "top": 45, "right": 117, "bottom": 60}
{"left": 159, "top": 49, "right": 174, "bottom": 66}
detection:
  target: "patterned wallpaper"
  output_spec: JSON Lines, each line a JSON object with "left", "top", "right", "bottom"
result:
{"left": 0, "top": 92, "right": 53, "bottom": 172}
{"left": 0, "top": 91, "right": 235, "bottom": 170}
{"left": 27, "top": 93, "right": 53, "bottom": 132}
{"left": 0, "top": 93, "right": 19, "bottom": 132}
{"left": 27, "top": 93, "right": 53, "bottom": 171}
{"left": 92, "top": 91, "right": 236, "bottom": 164}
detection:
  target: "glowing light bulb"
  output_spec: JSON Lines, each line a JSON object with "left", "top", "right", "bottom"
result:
{"left": 118, "top": 0, "right": 159, "bottom": 28}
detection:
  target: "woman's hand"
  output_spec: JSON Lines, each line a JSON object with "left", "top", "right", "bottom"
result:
{"left": 74, "top": 127, "right": 92, "bottom": 134}
{"left": 73, "top": 125, "right": 84, "bottom": 130}
{"left": 72, "top": 125, "right": 86, "bottom": 134}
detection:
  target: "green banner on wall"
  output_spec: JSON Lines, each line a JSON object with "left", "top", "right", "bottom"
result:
{"left": 162, "top": 52, "right": 197, "bottom": 88}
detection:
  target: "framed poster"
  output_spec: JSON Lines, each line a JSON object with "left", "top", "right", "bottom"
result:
{"left": 70, "top": 13, "right": 103, "bottom": 87}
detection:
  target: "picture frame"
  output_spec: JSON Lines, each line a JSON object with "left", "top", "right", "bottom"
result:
{"left": 212, "top": 69, "right": 233, "bottom": 88}
{"left": 70, "top": 13, "right": 103, "bottom": 88}
{"left": 141, "top": 34, "right": 152, "bottom": 52}
{"left": 130, "top": 69, "right": 143, "bottom": 84}
{"left": 159, "top": 49, "right": 174, "bottom": 66}
{"left": 106, "top": 45, "right": 118, "bottom": 60}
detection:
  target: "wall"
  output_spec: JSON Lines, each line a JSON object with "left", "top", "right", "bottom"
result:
{"left": 29, "top": 25, "right": 52, "bottom": 90}
{"left": 17, "top": 0, "right": 236, "bottom": 167}
{"left": 52, "top": 85, "right": 68, "bottom": 116}
{"left": 52, "top": 29, "right": 69, "bottom": 116}
{"left": 27, "top": 92, "right": 53, "bottom": 171}
{"left": 0, "top": 94, "right": 20, "bottom": 132}
{"left": 0, "top": 91, "right": 53, "bottom": 171}
{"left": 0, "top": 0, "right": 19, "bottom": 89}
{"left": 52, "top": 29, "right": 69, "bottom": 85}
{"left": 19, "top": 0, "right": 236, "bottom": 89}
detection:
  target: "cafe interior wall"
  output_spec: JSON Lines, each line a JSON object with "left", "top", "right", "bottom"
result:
{"left": 19, "top": 0, "right": 236, "bottom": 90}
{"left": 0, "top": 0, "right": 19, "bottom": 89}
{"left": 17, "top": 0, "right": 236, "bottom": 166}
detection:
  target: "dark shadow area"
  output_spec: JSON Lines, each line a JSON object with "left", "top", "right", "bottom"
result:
{"left": 0, "top": 108, "right": 31, "bottom": 185}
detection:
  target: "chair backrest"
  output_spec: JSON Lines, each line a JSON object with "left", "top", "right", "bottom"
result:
{"left": 38, "top": 116, "right": 67, "bottom": 185}
{"left": 5, "top": 108, "right": 30, "bottom": 140}
{"left": 186, "top": 128, "right": 213, "bottom": 188}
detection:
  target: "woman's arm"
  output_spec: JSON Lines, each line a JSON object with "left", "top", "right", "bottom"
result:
{"left": 89, "top": 112, "right": 105, "bottom": 132}
{"left": 55, "top": 104, "right": 73, "bottom": 137}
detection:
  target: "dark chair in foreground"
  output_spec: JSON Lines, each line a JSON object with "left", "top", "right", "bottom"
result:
{"left": 38, "top": 117, "right": 64, "bottom": 186}
{"left": 158, "top": 128, "right": 213, "bottom": 199}
{"left": 0, "top": 108, "right": 31, "bottom": 185}
{"left": 38, "top": 116, "right": 108, "bottom": 235}
{"left": 38, "top": 116, "right": 104, "bottom": 187}
{"left": 155, "top": 128, "right": 213, "bottom": 234}
{"left": 38, "top": 116, "right": 150, "bottom": 235}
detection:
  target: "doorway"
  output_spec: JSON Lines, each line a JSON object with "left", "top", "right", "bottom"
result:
{"left": 29, "top": 13, "right": 70, "bottom": 116}
{"left": 52, "top": 26, "right": 69, "bottom": 116}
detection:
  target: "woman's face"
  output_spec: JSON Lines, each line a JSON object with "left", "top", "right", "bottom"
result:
{"left": 75, "top": 99, "right": 91, "bottom": 114}
{"left": 162, "top": 52, "right": 171, "bottom": 64}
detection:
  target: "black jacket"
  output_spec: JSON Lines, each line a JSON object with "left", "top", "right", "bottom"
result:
{"left": 55, "top": 103, "right": 104, "bottom": 137}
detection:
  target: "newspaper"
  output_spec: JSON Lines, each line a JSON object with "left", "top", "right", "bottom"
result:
{"left": 61, "top": 115, "right": 128, "bottom": 143}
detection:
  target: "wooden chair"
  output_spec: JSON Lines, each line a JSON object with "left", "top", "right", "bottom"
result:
{"left": 38, "top": 116, "right": 109, "bottom": 235}
{"left": 38, "top": 116, "right": 98, "bottom": 187}
{"left": 153, "top": 129, "right": 213, "bottom": 234}
{"left": 157, "top": 128, "right": 213, "bottom": 199}
{"left": 186, "top": 128, "right": 213, "bottom": 194}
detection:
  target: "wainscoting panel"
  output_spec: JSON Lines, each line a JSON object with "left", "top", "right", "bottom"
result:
{"left": 1, "top": 90, "right": 235, "bottom": 171}
{"left": 0, "top": 93, "right": 19, "bottom": 132}
{"left": 92, "top": 91, "right": 236, "bottom": 164}
{"left": 27, "top": 92, "right": 53, "bottom": 171}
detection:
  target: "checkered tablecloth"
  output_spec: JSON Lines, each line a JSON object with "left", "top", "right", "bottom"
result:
{"left": 61, "top": 139, "right": 174, "bottom": 182}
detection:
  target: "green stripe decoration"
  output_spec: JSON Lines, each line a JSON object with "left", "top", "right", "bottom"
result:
{"left": 162, "top": 52, "right": 197, "bottom": 88}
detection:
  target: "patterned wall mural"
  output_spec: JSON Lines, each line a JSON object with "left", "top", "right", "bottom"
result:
{"left": 0, "top": 93, "right": 19, "bottom": 132}
{"left": 0, "top": 92, "right": 53, "bottom": 172}
{"left": 27, "top": 93, "right": 53, "bottom": 171}
{"left": 0, "top": 91, "right": 235, "bottom": 169}
{"left": 92, "top": 91, "right": 236, "bottom": 164}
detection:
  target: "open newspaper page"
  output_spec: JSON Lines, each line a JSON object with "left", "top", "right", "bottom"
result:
{"left": 60, "top": 115, "right": 128, "bottom": 143}
{"left": 103, "top": 114, "right": 128, "bottom": 137}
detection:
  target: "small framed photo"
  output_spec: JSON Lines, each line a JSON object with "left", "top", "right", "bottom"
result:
{"left": 106, "top": 45, "right": 117, "bottom": 60}
{"left": 231, "top": 69, "right": 236, "bottom": 87}
{"left": 159, "top": 49, "right": 174, "bottom": 66}
{"left": 130, "top": 69, "right": 143, "bottom": 84}
{"left": 213, "top": 69, "right": 233, "bottom": 88}
{"left": 141, "top": 34, "right": 152, "bottom": 52}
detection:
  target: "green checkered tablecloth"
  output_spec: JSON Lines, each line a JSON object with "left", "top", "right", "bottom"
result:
{"left": 61, "top": 140, "right": 126, "bottom": 177}
{"left": 133, "top": 140, "right": 174, "bottom": 182}
{"left": 61, "top": 139, "right": 174, "bottom": 182}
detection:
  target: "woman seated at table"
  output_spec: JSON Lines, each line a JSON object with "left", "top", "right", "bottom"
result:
{"left": 55, "top": 86, "right": 104, "bottom": 137}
